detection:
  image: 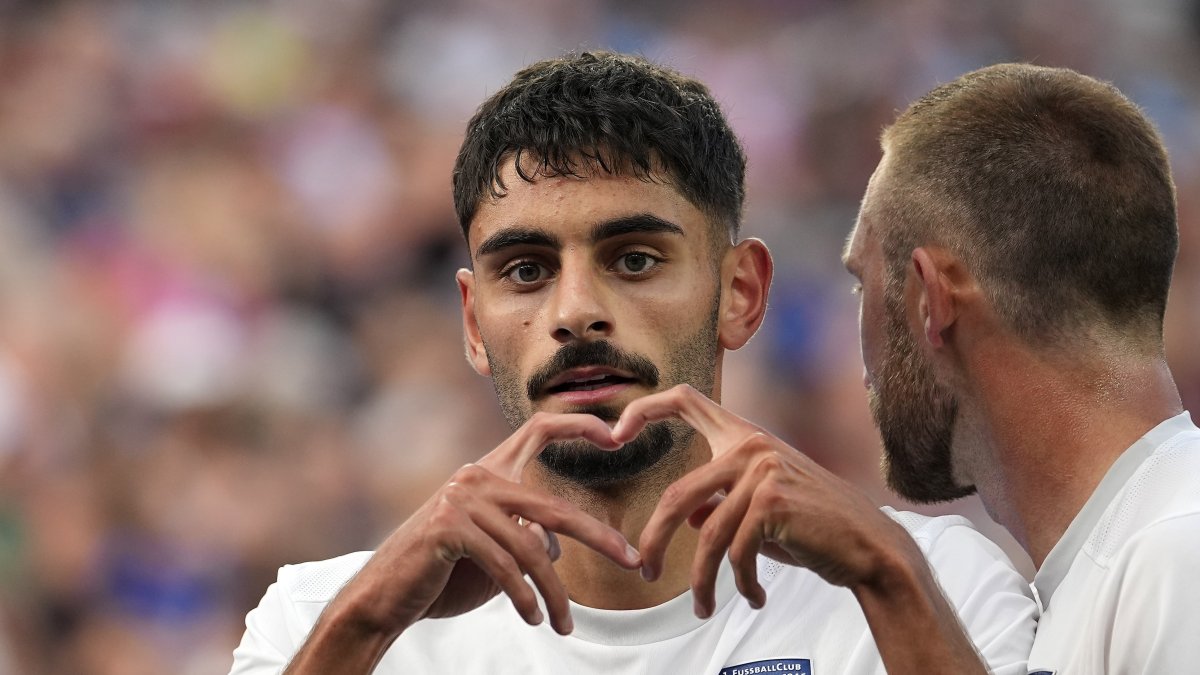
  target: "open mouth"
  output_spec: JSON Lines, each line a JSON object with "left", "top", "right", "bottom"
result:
{"left": 546, "top": 373, "right": 636, "bottom": 394}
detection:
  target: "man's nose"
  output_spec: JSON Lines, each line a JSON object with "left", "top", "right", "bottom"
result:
{"left": 549, "top": 261, "right": 614, "bottom": 342}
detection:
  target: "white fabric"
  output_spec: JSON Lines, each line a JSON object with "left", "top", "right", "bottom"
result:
{"left": 230, "top": 508, "right": 1035, "bottom": 674}
{"left": 1027, "top": 411, "right": 1200, "bottom": 675}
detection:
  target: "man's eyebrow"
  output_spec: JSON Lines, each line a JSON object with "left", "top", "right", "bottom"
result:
{"left": 591, "top": 214, "right": 685, "bottom": 243}
{"left": 476, "top": 228, "right": 560, "bottom": 258}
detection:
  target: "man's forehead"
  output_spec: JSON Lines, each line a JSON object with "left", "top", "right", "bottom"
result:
{"left": 842, "top": 215, "right": 870, "bottom": 273}
{"left": 843, "top": 159, "right": 890, "bottom": 268}
{"left": 467, "top": 164, "right": 704, "bottom": 252}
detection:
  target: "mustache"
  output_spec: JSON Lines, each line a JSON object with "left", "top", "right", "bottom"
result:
{"left": 526, "top": 341, "right": 660, "bottom": 400}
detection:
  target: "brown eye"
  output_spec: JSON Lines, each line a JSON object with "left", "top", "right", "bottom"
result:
{"left": 623, "top": 253, "right": 649, "bottom": 272}
{"left": 614, "top": 252, "right": 660, "bottom": 276}
{"left": 507, "top": 262, "right": 547, "bottom": 284}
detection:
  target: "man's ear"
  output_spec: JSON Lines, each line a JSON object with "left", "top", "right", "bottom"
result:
{"left": 910, "top": 246, "right": 963, "bottom": 349}
{"left": 718, "top": 238, "right": 773, "bottom": 350}
{"left": 457, "top": 268, "right": 491, "bottom": 376}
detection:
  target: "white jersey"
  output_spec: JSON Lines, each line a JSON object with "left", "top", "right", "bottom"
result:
{"left": 230, "top": 508, "right": 1036, "bottom": 675}
{"left": 1027, "top": 411, "right": 1200, "bottom": 675}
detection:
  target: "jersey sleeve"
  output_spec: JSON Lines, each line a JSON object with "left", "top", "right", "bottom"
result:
{"left": 1107, "top": 513, "right": 1200, "bottom": 673}
{"left": 227, "top": 552, "right": 372, "bottom": 674}
{"left": 920, "top": 520, "right": 1038, "bottom": 675}
{"left": 228, "top": 578, "right": 295, "bottom": 675}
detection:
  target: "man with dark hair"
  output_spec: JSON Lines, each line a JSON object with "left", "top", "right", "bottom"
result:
{"left": 844, "top": 62, "right": 1200, "bottom": 672}
{"left": 230, "top": 52, "right": 1037, "bottom": 674}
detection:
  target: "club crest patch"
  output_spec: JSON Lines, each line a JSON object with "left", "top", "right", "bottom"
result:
{"left": 719, "top": 659, "right": 812, "bottom": 675}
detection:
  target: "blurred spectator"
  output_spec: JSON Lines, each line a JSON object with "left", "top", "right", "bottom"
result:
{"left": 0, "top": 0, "right": 1198, "bottom": 672}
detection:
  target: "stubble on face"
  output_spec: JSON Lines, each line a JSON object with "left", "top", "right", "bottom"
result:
{"left": 869, "top": 272, "right": 975, "bottom": 504}
{"left": 486, "top": 301, "right": 719, "bottom": 494}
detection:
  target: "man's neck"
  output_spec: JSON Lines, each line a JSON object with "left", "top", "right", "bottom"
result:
{"left": 967, "top": 345, "right": 1182, "bottom": 567}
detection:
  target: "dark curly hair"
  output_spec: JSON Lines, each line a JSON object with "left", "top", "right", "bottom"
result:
{"left": 452, "top": 51, "right": 746, "bottom": 244}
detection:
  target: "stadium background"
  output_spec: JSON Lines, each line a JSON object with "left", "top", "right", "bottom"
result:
{"left": 0, "top": 0, "right": 1198, "bottom": 672}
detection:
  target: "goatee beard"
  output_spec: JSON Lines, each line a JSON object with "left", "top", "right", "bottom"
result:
{"left": 538, "top": 408, "right": 687, "bottom": 491}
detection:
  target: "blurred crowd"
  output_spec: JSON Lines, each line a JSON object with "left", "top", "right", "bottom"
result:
{"left": 1, "top": 0, "right": 1199, "bottom": 672}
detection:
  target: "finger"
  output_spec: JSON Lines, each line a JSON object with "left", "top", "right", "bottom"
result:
{"left": 686, "top": 493, "right": 726, "bottom": 530}
{"left": 473, "top": 505, "right": 575, "bottom": 634}
{"left": 613, "top": 384, "right": 757, "bottom": 454}
{"left": 638, "top": 461, "right": 741, "bottom": 582}
{"left": 454, "top": 518, "right": 545, "bottom": 627}
{"left": 452, "top": 470, "right": 638, "bottom": 569}
{"left": 524, "top": 521, "right": 562, "bottom": 562}
{"left": 499, "top": 486, "right": 640, "bottom": 569}
{"left": 727, "top": 496, "right": 768, "bottom": 610}
{"left": 690, "top": 484, "right": 755, "bottom": 618}
{"left": 479, "top": 413, "right": 619, "bottom": 481}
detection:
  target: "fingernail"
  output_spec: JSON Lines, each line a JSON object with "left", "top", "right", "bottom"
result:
{"left": 532, "top": 608, "right": 544, "bottom": 625}
{"left": 625, "top": 544, "right": 640, "bottom": 565}
{"left": 547, "top": 532, "right": 562, "bottom": 561}
{"left": 694, "top": 599, "right": 711, "bottom": 619}
{"left": 561, "top": 615, "right": 574, "bottom": 634}
{"left": 640, "top": 565, "right": 654, "bottom": 582}
{"left": 749, "top": 596, "right": 763, "bottom": 610}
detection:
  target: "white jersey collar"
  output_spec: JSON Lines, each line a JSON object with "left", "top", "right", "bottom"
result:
{"left": 564, "top": 555, "right": 738, "bottom": 646}
{"left": 1033, "top": 410, "right": 1194, "bottom": 608}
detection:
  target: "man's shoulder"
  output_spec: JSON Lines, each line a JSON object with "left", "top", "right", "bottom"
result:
{"left": 275, "top": 550, "right": 374, "bottom": 604}
{"left": 1124, "top": 511, "right": 1200, "bottom": 560}
{"left": 878, "top": 507, "right": 1037, "bottom": 664}
{"left": 1088, "top": 431, "right": 1200, "bottom": 563}
{"left": 1136, "top": 428, "right": 1200, "bottom": 518}
{"left": 881, "top": 507, "right": 1028, "bottom": 585}
{"left": 881, "top": 507, "right": 986, "bottom": 550}
{"left": 1149, "top": 421, "right": 1200, "bottom": 475}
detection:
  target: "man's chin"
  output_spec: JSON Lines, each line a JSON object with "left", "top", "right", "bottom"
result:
{"left": 536, "top": 421, "right": 675, "bottom": 489}
{"left": 881, "top": 439, "right": 977, "bottom": 504}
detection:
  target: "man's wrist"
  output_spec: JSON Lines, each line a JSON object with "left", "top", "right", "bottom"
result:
{"left": 851, "top": 539, "right": 928, "bottom": 605}
{"left": 846, "top": 526, "right": 988, "bottom": 675}
{"left": 283, "top": 588, "right": 409, "bottom": 674}
{"left": 324, "top": 578, "right": 415, "bottom": 642}
{"left": 848, "top": 520, "right": 932, "bottom": 598}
